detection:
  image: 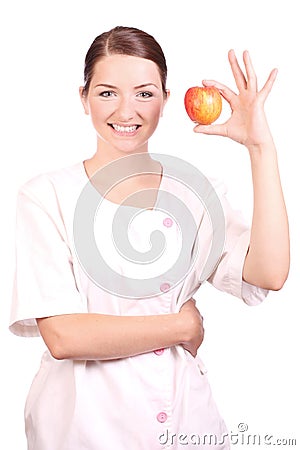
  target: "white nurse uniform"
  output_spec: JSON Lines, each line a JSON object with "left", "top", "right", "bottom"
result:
{"left": 9, "top": 161, "right": 268, "bottom": 450}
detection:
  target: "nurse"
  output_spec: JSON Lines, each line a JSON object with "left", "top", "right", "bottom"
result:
{"left": 10, "top": 26, "right": 289, "bottom": 450}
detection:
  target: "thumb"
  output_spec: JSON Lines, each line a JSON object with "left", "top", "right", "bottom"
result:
{"left": 193, "top": 123, "right": 227, "bottom": 136}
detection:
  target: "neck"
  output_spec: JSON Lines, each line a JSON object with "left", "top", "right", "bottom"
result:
{"left": 85, "top": 140, "right": 160, "bottom": 177}
{"left": 83, "top": 145, "right": 163, "bottom": 209}
{"left": 99, "top": 137, "right": 150, "bottom": 164}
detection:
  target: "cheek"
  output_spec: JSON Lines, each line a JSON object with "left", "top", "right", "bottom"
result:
{"left": 87, "top": 97, "right": 117, "bottom": 119}
{"left": 144, "top": 102, "right": 164, "bottom": 123}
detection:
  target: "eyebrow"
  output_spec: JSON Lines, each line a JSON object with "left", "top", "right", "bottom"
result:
{"left": 94, "top": 83, "right": 160, "bottom": 90}
{"left": 135, "top": 83, "right": 160, "bottom": 90}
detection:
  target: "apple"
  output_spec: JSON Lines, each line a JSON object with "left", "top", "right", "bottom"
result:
{"left": 184, "top": 86, "right": 222, "bottom": 125}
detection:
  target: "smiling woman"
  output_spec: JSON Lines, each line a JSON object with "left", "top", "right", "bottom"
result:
{"left": 78, "top": 26, "right": 169, "bottom": 165}
{"left": 79, "top": 54, "right": 168, "bottom": 162}
{"left": 9, "top": 25, "right": 289, "bottom": 450}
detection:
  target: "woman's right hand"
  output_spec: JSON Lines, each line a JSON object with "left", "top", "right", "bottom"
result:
{"left": 178, "top": 299, "right": 204, "bottom": 357}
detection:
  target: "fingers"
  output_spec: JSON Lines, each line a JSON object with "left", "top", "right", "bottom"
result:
{"left": 207, "top": 50, "right": 275, "bottom": 98}
{"left": 228, "top": 49, "right": 247, "bottom": 91}
{"left": 202, "top": 79, "right": 236, "bottom": 104}
{"left": 205, "top": 50, "right": 276, "bottom": 102}
{"left": 242, "top": 50, "right": 258, "bottom": 92}
{"left": 185, "top": 298, "right": 203, "bottom": 321}
{"left": 193, "top": 122, "right": 228, "bottom": 137}
{"left": 202, "top": 80, "right": 236, "bottom": 99}
{"left": 229, "top": 49, "right": 260, "bottom": 93}
{"left": 260, "top": 68, "right": 278, "bottom": 102}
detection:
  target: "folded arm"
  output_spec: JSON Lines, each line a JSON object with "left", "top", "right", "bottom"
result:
{"left": 37, "top": 299, "right": 204, "bottom": 360}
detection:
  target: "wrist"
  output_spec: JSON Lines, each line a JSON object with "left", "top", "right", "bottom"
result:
{"left": 170, "top": 312, "right": 187, "bottom": 346}
{"left": 246, "top": 141, "right": 278, "bottom": 167}
{"left": 174, "top": 310, "right": 197, "bottom": 346}
{"left": 246, "top": 134, "right": 275, "bottom": 154}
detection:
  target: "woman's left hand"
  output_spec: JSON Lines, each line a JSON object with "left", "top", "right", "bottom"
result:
{"left": 194, "top": 50, "right": 278, "bottom": 148}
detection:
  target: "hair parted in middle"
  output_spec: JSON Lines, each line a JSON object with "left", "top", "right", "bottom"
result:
{"left": 82, "top": 26, "right": 168, "bottom": 97}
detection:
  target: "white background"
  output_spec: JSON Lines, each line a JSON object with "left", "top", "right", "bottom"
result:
{"left": 1, "top": 0, "right": 299, "bottom": 448}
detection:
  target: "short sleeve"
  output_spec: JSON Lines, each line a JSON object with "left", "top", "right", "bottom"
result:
{"left": 9, "top": 180, "right": 87, "bottom": 337}
{"left": 207, "top": 180, "right": 269, "bottom": 306}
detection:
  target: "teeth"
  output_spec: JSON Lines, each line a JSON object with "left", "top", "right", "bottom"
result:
{"left": 112, "top": 124, "right": 138, "bottom": 133}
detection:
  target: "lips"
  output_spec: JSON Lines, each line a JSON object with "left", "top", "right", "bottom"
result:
{"left": 109, "top": 123, "right": 140, "bottom": 133}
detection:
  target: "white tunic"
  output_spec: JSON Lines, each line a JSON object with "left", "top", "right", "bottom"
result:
{"left": 9, "top": 160, "right": 268, "bottom": 450}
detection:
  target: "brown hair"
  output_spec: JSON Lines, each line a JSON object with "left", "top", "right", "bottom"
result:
{"left": 82, "top": 26, "right": 168, "bottom": 97}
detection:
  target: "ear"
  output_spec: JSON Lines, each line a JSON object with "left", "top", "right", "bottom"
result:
{"left": 79, "top": 86, "right": 89, "bottom": 115}
{"left": 161, "top": 89, "right": 170, "bottom": 117}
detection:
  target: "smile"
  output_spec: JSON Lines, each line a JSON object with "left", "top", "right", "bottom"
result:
{"left": 110, "top": 124, "right": 140, "bottom": 133}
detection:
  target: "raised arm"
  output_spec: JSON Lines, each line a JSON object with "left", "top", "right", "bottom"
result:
{"left": 194, "top": 50, "right": 290, "bottom": 290}
{"left": 37, "top": 298, "right": 204, "bottom": 360}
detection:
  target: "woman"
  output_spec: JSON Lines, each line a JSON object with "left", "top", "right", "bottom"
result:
{"left": 10, "top": 26, "right": 289, "bottom": 449}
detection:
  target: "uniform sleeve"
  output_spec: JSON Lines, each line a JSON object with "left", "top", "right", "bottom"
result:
{"left": 9, "top": 181, "right": 87, "bottom": 337}
{"left": 207, "top": 180, "right": 269, "bottom": 306}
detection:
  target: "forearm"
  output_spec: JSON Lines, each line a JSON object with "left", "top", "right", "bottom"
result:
{"left": 37, "top": 312, "right": 186, "bottom": 361}
{"left": 243, "top": 140, "right": 290, "bottom": 289}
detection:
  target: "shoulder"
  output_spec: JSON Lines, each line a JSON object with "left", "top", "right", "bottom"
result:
{"left": 17, "top": 162, "right": 86, "bottom": 205}
{"left": 15, "top": 162, "right": 88, "bottom": 225}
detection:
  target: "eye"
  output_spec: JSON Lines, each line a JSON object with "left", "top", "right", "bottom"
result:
{"left": 137, "top": 91, "right": 153, "bottom": 99}
{"left": 99, "top": 90, "right": 116, "bottom": 98}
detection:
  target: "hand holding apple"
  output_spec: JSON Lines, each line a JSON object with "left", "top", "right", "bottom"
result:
{"left": 189, "top": 50, "right": 277, "bottom": 147}
{"left": 184, "top": 86, "right": 222, "bottom": 125}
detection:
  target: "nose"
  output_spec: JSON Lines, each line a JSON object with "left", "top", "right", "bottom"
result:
{"left": 116, "top": 95, "right": 135, "bottom": 122}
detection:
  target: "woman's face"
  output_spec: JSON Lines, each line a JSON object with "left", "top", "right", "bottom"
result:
{"left": 80, "top": 54, "right": 169, "bottom": 155}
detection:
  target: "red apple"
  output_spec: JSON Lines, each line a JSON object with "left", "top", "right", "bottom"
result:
{"left": 184, "top": 86, "right": 222, "bottom": 125}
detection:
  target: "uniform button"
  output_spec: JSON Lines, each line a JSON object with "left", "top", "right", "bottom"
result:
{"left": 156, "top": 411, "right": 168, "bottom": 423}
{"left": 160, "top": 282, "right": 171, "bottom": 292}
{"left": 163, "top": 217, "right": 173, "bottom": 228}
{"left": 154, "top": 348, "right": 165, "bottom": 356}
